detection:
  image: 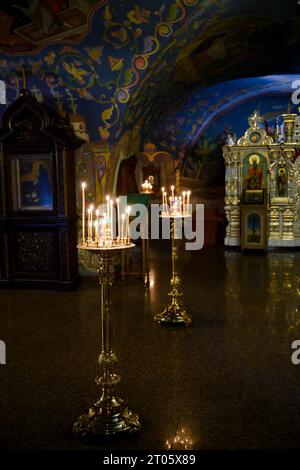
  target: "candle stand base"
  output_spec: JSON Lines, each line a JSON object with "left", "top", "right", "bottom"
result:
{"left": 155, "top": 306, "right": 192, "bottom": 327}
{"left": 73, "top": 402, "right": 140, "bottom": 438}
{"left": 155, "top": 276, "right": 192, "bottom": 326}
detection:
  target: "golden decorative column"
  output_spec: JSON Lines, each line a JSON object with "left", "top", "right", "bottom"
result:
{"left": 269, "top": 207, "right": 281, "bottom": 240}
{"left": 282, "top": 207, "right": 295, "bottom": 241}
{"left": 74, "top": 244, "right": 140, "bottom": 438}
{"left": 155, "top": 216, "right": 192, "bottom": 326}
{"left": 282, "top": 114, "right": 297, "bottom": 143}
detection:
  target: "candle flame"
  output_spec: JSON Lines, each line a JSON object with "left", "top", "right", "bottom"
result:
{"left": 81, "top": 182, "right": 86, "bottom": 189}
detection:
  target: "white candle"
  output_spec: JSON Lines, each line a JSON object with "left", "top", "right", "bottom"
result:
{"left": 106, "top": 195, "right": 110, "bottom": 221}
{"left": 179, "top": 196, "right": 182, "bottom": 214}
{"left": 94, "top": 220, "right": 98, "bottom": 244}
{"left": 171, "top": 185, "right": 175, "bottom": 202}
{"left": 88, "top": 221, "right": 92, "bottom": 242}
{"left": 90, "top": 205, "right": 94, "bottom": 241}
{"left": 110, "top": 199, "right": 113, "bottom": 239}
{"left": 95, "top": 209, "right": 99, "bottom": 243}
{"left": 121, "top": 213, "right": 125, "bottom": 242}
{"left": 187, "top": 191, "right": 191, "bottom": 214}
{"left": 81, "top": 182, "right": 86, "bottom": 243}
{"left": 182, "top": 191, "right": 186, "bottom": 213}
{"left": 126, "top": 206, "right": 130, "bottom": 242}
{"left": 164, "top": 192, "right": 168, "bottom": 214}
{"left": 116, "top": 198, "right": 120, "bottom": 239}
{"left": 87, "top": 208, "right": 91, "bottom": 240}
{"left": 103, "top": 212, "right": 107, "bottom": 240}
{"left": 161, "top": 187, "right": 165, "bottom": 212}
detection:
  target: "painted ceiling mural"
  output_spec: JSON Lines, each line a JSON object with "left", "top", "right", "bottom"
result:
{"left": 147, "top": 76, "right": 299, "bottom": 157}
{"left": 0, "top": 1, "right": 100, "bottom": 55}
{"left": 1, "top": 0, "right": 299, "bottom": 144}
{"left": 0, "top": 0, "right": 209, "bottom": 145}
{"left": 0, "top": 1, "right": 300, "bottom": 205}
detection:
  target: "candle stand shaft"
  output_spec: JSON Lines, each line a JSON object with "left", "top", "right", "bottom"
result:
{"left": 155, "top": 219, "right": 192, "bottom": 326}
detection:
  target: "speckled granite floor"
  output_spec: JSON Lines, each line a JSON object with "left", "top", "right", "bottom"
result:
{"left": 1, "top": 242, "right": 300, "bottom": 450}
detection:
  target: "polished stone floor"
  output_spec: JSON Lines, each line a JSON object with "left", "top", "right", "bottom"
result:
{"left": 1, "top": 242, "right": 300, "bottom": 450}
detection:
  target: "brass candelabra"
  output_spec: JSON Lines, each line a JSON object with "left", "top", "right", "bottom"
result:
{"left": 74, "top": 244, "right": 140, "bottom": 438}
{"left": 155, "top": 215, "right": 192, "bottom": 326}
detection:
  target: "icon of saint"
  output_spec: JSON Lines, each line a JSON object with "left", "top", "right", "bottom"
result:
{"left": 246, "top": 155, "right": 263, "bottom": 190}
{"left": 277, "top": 168, "right": 287, "bottom": 197}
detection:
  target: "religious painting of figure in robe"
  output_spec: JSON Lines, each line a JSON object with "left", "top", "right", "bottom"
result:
{"left": 277, "top": 167, "right": 288, "bottom": 198}
{"left": 12, "top": 156, "right": 53, "bottom": 211}
{"left": 245, "top": 155, "right": 263, "bottom": 190}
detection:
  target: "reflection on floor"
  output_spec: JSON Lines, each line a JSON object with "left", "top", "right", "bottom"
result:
{"left": 1, "top": 241, "right": 300, "bottom": 450}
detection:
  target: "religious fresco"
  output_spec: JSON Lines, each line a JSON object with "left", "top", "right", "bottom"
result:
{"left": 0, "top": 1, "right": 299, "bottom": 206}
{"left": 147, "top": 77, "right": 297, "bottom": 158}
{"left": 0, "top": 1, "right": 100, "bottom": 55}
{"left": 0, "top": 0, "right": 203, "bottom": 145}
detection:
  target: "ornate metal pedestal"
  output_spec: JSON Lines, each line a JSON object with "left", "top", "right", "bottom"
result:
{"left": 74, "top": 244, "right": 140, "bottom": 438}
{"left": 155, "top": 215, "right": 192, "bottom": 326}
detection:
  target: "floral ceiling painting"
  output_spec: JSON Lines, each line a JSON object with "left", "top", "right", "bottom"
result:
{"left": 0, "top": 1, "right": 300, "bottom": 205}
{"left": 0, "top": 1, "right": 100, "bottom": 55}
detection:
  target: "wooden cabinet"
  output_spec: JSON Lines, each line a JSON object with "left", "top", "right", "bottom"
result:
{"left": 0, "top": 89, "right": 84, "bottom": 289}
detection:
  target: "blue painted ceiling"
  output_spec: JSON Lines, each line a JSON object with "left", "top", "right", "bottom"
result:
{"left": 0, "top": 1, "right": 299, "bottom": 149}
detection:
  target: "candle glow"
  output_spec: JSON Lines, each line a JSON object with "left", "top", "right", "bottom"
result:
{"left": 160, "top": 186, "right": 191, "bottom": 216}
{"left": 80, "top": 189, "right": 132, "bottom": 247}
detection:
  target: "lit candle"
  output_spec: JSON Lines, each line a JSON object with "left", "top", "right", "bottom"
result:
{"left": 126, "top": 206, "right": 130, "bottom": 242}
{"left": 121, "top": 213, "right": 125, "bottom": 242}
{"left": 109, "top": 199, "right": 113, "bottom": 239}
{"left": 161, "top": 187, "right": 165, "bottom": 212}
{"left": 116, "top": 197, "right": 120, "bottom": 239}
{"left": 102, "top": 212, "right": 107, "bottom": 240}
{"left": 81, "top": 182, "right": 86, "bottom": 243}
{"left": 106, "top": 195, "right": 110, "bottom": 221}
{"left": 87, "top": 208, "right": 91, "bottom": 240}
{"left": 164, "top": 191, "right": 168, "bottom": 214}
{"left": 171, "top": 185, "right": 175, "bottom": 202}
{"left": 88, "top": 221, "right": 92, "bottom": 242}
{"left": 90, "top": 205, "right": 94, "bottom": 242}
{"left": 95, "top": 209, "right": 99, "bottom": 244}
{"left": 94, "top": 220, "right": 98, "bottom": 244}
{"left": 187, "top": 190, "right": 191, "bottom": 213}
{"left": 182, "top": 191, "right": 186, "bottom": 213}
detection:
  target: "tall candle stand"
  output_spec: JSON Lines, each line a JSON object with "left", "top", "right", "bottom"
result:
{"left": 74, "top": 243, "right": 140, "bottom": 437}
{"left": 155, "top": 214, "right": 192, "bottom": 326}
